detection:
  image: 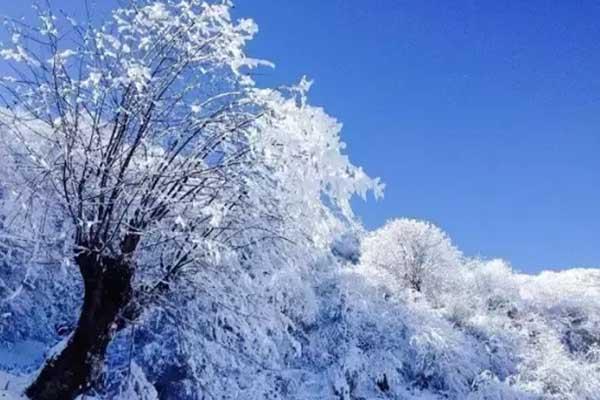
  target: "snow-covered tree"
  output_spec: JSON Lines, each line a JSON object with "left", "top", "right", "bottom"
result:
{"left": 360, "top": 219, "right": 461, "bottom": 300}
{"left": 0, "top": 1, "right": 382, "bottom": 399}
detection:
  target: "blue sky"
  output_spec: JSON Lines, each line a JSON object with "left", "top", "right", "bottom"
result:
{"left": 1, "top": 1, "right": 599, "bottom": 272}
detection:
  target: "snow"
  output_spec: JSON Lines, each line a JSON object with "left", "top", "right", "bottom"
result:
{"left": 125, "top": 63, "right": 152, "bottom": 91}
{"left": 0, "top": 1, "right": 598, "bottom": 399}
{"left": 0, "top": 341, "right": 45, "bottom": 371}
{"left": 0, "top": 371, "right": 28, "bottom": 400}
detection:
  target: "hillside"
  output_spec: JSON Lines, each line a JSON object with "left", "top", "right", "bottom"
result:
{"left": 2, "top": 220, "right": 599, "bottom": 399}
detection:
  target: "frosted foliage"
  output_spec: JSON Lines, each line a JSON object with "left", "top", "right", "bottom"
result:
{"left": 0, "top": 1, "right": 599, "bottom": 400}
{"left": 113, "top": 362, "right": 158, "bottom": 400}
{"left": 2, "top": 221, "right": 600, "bottom": 399}
{"left": 0, "top": 1, "right": 382, "bottom": 398}
{"left": 0, "top": 0, "right": 381, "bottom": 304}
{"left": 360, "top": 218, "right": 462, "bottom": 302}
{"left": 342, "top": 222, "right": 600, "bottom": 400}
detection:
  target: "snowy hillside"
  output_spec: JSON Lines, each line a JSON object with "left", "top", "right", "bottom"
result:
{"left": 0, "top": 0, "right": 597, "bottom": 399}
{"left": 2, "top": 220, "right": 599, "bottom": 399}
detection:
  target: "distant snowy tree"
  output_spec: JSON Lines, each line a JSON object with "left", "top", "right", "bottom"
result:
{"left": 0, "top": 1, "right": 382, "bottom": 398}
{"left": 360, "top": 219, "right": 461, "bottom": 300}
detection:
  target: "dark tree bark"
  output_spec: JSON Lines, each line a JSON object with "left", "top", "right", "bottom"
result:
{"left": 25, "top": 252, "right": 134, "bottom": 400}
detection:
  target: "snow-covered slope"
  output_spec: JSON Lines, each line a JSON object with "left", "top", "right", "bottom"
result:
{"left": 2, "top": 223, "right": 599, "bottom": 399}
{"left": 0, "top": 370, "right": 28, "bottom": 400}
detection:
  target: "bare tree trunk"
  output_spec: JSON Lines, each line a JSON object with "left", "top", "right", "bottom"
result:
{"left": 25, "top": 252, "right": 133, "bottom": 400}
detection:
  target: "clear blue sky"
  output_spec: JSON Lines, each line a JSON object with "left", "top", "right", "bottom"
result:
{"left": 1, "top": 1, "right": 599, "bottom": 272}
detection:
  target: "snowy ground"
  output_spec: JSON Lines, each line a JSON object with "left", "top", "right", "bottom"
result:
{"left": 0, "top": 370, "right": 27, "bottom": 400}
{"left": 0, "top": 341, "right": 41, "bottom": 400}
{"left": 0, "top": 341, "right": 45, "bottom": 372}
